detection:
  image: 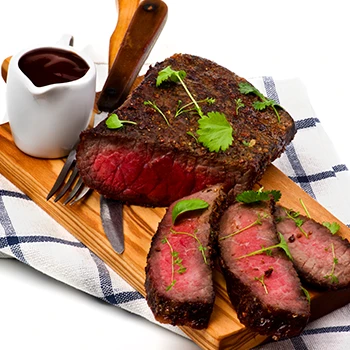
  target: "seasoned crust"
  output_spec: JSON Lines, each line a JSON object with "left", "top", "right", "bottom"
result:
{"left": 77, "top": 53, "right": 296, "bottom": 207}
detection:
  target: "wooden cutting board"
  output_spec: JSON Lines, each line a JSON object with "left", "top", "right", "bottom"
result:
{"left": 0, "top": 122, "right": 350, "bottom": 349}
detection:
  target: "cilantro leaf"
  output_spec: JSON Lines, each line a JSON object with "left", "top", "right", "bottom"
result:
{"left": 238, "top": 82, "right": 281, "bottom": 122}
{"left": 236, "top": 189, "right": 281, "bottom": 204}
{"left": 238, "top": 82, "right": 260, "bottom": 96}
{"left": 156, "top": 66, "right": 186, "bottom": 87}
{"left": 323, "top": 221, "right": 340, "bottom": 235}
{"left": 172, "top": 198, "right": 209, "bottom": 224}
{"left": 197, "top": 111, "right": 233, "bottom": 152}
{"left": 105, "top": 113, "right": 137, "bottom": 129}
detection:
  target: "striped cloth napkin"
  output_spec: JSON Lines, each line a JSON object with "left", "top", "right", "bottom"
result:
{"left": 1, "top": 75, "right": 350, "bottom": 349}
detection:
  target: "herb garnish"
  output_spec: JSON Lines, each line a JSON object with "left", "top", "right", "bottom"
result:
{"left": 299, "top": 198, "right": 311, "bottom": 218}
{"left": 197, "top": 111, "right": 233, "bottom": 152}
{"left": 219, "top": 213, "right": 269, "bottom": 241}
{"left": 301, "top": 286, "right": 311, "bottom": 303}
{"left": 235, "top": 98, "right": 245, "bottom": 115}
{"left": 284, "top": 209, "right": 309, "bottom": 238}
{"left": 156, "top": 66, "right": 204, "bottom": 117}
{"left": 323, "top": 221, "right": 340, "bottom": 235}
{"left": 324, "top": 243, "right": 339, "bottom": 284}
{"left": 236, "top": 188, "right": 281, "bottom": 204}
{"left": 175, "top": 98, "right": 215, "bottom": 118}
{"left": 236, "top": 232, "right": 293, "bottom": 260}
{"left": 172, "top": 198, "right": 209, "bottom": 224}
{"left": 238, "top": 82, "right": 282, "bottom": 122}
{"left": 255, "top": 274, "right": 269, "bottom": 294}
{"left": 144, "top": 100, "right": 170, "bottom": 126}
{"left": 156, "top": 66, "right": 233, "bottom": 152}
{"left": 105, "top": 113, "right": 137, "bottom": 129}
{"left": 161, "top": 237, "right": 187, "bottom": 291}
{"left": 170, "top": 228, "right": 208, "bottom": 265}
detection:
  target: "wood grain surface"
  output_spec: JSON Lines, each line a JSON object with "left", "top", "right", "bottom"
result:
{"left": 0, "top": 122, "right": 350, "bottom": 350}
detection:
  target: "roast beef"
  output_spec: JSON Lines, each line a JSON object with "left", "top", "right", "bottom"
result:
{"left": 76, "top": 53, "right": 296, "bottom": 207}
{"left": 218, "top": 200, "right": 310, "bottom": 339}
{"left": 275, "top": 205, "right": 350, "bottom": 290}
{"left": 145, "top": 184, "right": 225, "bottom": 329}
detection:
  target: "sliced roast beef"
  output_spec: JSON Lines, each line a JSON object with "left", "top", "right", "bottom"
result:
{"left": 76, "top": 53, "right": 296, "bottom": 207}
{"left": 275, "top": 205, "right": 350, "bottom": 290}
{"left": 218, "top": 200, "right": 310, "bottom": 340}
{"left": 145, "top": 184, "right": 225, "bottom": 329}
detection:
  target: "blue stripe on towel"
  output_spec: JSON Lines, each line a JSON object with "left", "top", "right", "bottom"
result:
{"left": 263, "top": 76, "right": 317, "bottom": 199}
{"left": 89, "top": 250, "right": 143, "bottom": 305}
{"left": 0, "top": 196, "right": 28, "bottom": 264}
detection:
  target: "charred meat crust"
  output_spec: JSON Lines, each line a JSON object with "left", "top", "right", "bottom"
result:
{"left": 145, "top": 185, "right": 226, "bottom": 329}
{"left": 76, "top": 53, "right": 296, "bottom": 207}
{"left": 221, "top": 266, "right": 310, "bottom": 340}
{"left": 217, "top": 200, "right": 310, "bottom": 339}
{"left": 144, "top": 279, "right": 214, "bottom": 329}
{"left": 275, "top": 205, "right": 350, "bottom": 290}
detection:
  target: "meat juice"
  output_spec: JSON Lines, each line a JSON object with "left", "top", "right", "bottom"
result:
{"left": 18, "top": 47, "right": 90, "bottom": 87}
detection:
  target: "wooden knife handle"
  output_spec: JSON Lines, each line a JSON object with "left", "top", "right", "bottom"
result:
{"left": 97, "top": 0, "right": 168, "bottom": 112}
{"left": 1, "top": 56, "right": 11, "bottom": 82}
{"left": 109, "top": 0, "right": 141, "bottom": 71}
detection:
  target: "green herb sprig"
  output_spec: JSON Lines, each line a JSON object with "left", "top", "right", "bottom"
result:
{"left": 324, "top": 243, "right": 339, "bottom": 284}
{"left": 236, "top": 232, "right": 293, "bottom": 260}
{"left": 106, "top": 113, "right": 137, "bottom": 129}
{"left": 284, "top": 209, "right": 309, "bottom": 238}
{"left": 255, "top": 274, "right": 269, "bottom": 294}
{"left": 175, "top": 98, "right": 215, "bottom": 118}
{"left": 161, "top": 237, "right": 187, "bottom": 291}
{"left": 238, "top": 82, "right": 282, "bottom": 122}
{"left": 301, "top": 286, "right": 311, "bottom": 303}
{"left": 235, "top": 98, "right": 245, "bottom": 115}
{"left": 219, "top": 213, "right": 269, "bottom": 241}
{"left": 323, "top": 222, "right": 341, "bottom": 235}
{"left": 144, "top": 100, "right": 170, "bottom": 126}
{"left": 157, "top": 66, "right": 233, "bottom": 152}
{"left": 236, "top": 188, "right": 281, "bottom": 204}
{"left": 170, "top": 228, "right": 208, "bottom": 265}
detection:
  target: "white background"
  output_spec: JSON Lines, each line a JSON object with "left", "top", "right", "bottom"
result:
{"left": 1, "top": 0, "right": 350, "bottom": 349}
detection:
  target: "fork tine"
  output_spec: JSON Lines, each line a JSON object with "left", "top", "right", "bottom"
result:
{"left": 46, "top": 149, "right": 77, "bottom": 200}
{"left": 63, "top": 177, "right": 85, "bottom": 205}
{"left": 68, "top": 184, "right": 91, "bottom": 206}
{"left": 54, "top": 166, "right": 79, "bottom": 202}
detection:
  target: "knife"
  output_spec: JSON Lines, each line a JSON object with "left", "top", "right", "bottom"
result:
{"left": 98, "top": 0, "right": 168, "bottom": 254}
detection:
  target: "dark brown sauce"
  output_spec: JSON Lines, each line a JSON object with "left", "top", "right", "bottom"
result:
{"left": 18, "top": 47, "right": 90, "bottom": 87}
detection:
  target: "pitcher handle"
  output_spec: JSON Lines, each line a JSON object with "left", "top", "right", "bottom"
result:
{"left": 56, "top": 34, "right": 74, "bottom": 47}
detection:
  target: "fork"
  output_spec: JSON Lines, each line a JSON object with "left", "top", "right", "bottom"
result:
{"left": 46, "top": 147, "right": 91, "bottom": 205}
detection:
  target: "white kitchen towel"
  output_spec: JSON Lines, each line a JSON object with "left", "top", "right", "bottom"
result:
{"left": 1, "top": 76, "right": 350, "bottom": 349}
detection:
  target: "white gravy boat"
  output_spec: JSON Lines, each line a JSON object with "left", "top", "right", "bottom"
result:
{"left": 6, "top": 35, "right": 96, "bottom": 158}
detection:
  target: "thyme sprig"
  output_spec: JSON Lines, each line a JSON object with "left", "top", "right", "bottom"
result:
{"left": 175, "top": 98, "right": 215, "bottom": 118}
{"left": 144, "top": 100, "right": 170, "bottom": 126}
{"left": 255, "top": 274, "right": 269, "bottom": 294}
{"left": 285, "top": 209, "right": 309, "bottom": 239}
{"left": 324, "top": 243, "right": 339, "bottom": 284}
{"left": 236, "top": 232, "right": 293, "bottom": 261}
{"left": 219, "top": 213, "right": 269, "bottom": 241}
{"left": 161, "top": 237, "right": 187, "bottom": 291}
{"left": 235, "top": 98, "right": 245, "bottom": 115}
{"left": 170, "top": 228, "right": 208, "bottom": 265}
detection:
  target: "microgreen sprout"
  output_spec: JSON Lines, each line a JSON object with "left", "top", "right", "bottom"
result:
{"left": 236, "top": 232, "right": 293, "bottom": 261}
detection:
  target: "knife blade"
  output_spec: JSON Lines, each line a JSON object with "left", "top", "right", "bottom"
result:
{"left": 100, "top": 197, "right": 125, "bottom": 254}
{"left": 97, "top": 0, "right": 168, "bottom": 254}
